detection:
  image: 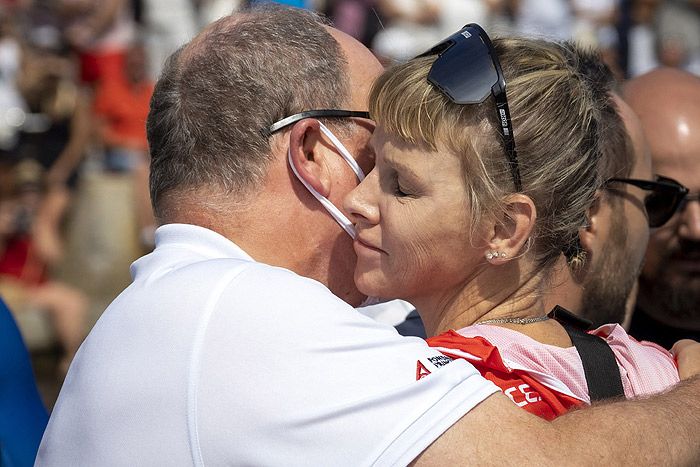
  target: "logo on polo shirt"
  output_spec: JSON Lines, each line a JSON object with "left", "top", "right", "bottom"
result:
{"left": 428, "top": 355, "right": 452, "bottom": 368}
{"left": 416, "top": 355, "right": 454, "bottom": 380}
{"left": 416, "top": 361, "right": 431, "bottom": 380}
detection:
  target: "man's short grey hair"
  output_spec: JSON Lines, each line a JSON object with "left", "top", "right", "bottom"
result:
{"left": 147, "top": 5, "right": 350, "bottom": 219}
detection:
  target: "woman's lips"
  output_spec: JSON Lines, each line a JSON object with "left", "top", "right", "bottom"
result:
{"left": 354, "top": 236, "right": 386, "bottom": 255}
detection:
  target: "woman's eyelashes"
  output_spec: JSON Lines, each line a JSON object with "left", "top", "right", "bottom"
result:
{"left": 395, "top": 178, "right": 410, "bottom": 197}
{"left": 378, "top": 160, "right": 418, "bottom": 198}
{"left": 385, "top": 171, "right": 411, "bottom": 197}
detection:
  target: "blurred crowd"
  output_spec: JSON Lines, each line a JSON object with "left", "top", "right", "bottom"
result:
{"left": 0, "top": 0, "right": 698, "bottom": 406}
{"left": 328, "top": 0, "right": 700, "bottom": 77}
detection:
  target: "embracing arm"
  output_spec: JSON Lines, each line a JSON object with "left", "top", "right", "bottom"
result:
{"left": 415, "top": 376, "right": 700, "bottom": 465}
{"left": 673, "top": 340, "right": 700, "bottom": 381}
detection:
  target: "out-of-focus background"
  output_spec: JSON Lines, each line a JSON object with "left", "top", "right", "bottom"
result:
{"left": 1, "top": 0, "right": 698, "bottom": 410}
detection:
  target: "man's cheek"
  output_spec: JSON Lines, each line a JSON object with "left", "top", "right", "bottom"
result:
{"left": 642, "top": 242, "right": 666, "bottom": 276}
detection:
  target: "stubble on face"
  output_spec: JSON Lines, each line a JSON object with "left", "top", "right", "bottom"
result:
{"left": 639, "top": 236, "right": 700, "bottom": 325}
{"left": 581, "top": 204, "right": 639, "bottom": 327}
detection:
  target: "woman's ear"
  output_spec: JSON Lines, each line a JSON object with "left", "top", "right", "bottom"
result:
{"left": 288, "top": 119, "right": 333, "bottom": 197}
{"left": 486, "top": 194, "right": 537, "bottom": 263}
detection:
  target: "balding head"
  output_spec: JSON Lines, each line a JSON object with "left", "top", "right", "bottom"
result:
{"left": 624, "top": 68, "right": 700, "bottom": 181}
{"left": 148, "top": 5, "right": 351, "bottom": 221}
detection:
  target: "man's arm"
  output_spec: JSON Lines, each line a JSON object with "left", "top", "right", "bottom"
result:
{"left": 416, "top": 376, "right": 700, "bottom": 465}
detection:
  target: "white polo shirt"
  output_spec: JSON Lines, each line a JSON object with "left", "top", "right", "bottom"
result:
{"left": 37, "top": 224, "right": 497, "bottom": 466}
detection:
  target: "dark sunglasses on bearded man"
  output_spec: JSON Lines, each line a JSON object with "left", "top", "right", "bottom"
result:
{"left": 417, "top": 23, "right": 522, "bottom": 192}
{"left": 605, "top": 175, "right": 689, "bottom": 228}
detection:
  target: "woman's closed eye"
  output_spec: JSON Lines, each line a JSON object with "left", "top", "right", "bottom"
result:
{"left": 389, "top": 173, "right": 415, "bottom": 198}
{"left": 377, "top": 157, "right": 421, "bottom": 199}
{"left": 395, "top": 179, "right": 410, "bottom": 197}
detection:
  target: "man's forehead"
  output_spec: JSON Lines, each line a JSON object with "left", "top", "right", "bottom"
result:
{"left": 651, "top": 150, "right": 700, "bottom": 189}
{"left": 646, "top": 107, "right": 700, "bottom": 189}
{"left": 614, "top": 95, "right": 651, "bottom": 178}
{"left": 630, "top": 135, "right": 652, "bottom": 179}
{"left": 624, "top": 70, "right": 700, "bottom": 184}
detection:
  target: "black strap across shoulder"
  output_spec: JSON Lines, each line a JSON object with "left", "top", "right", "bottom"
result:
{"left": 548, "top": 306, "right": 625, "bottom": 402}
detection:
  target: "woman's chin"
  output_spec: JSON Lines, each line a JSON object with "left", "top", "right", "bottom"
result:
{"left": 354, "top": 269, "right": 392, "bottom": 299}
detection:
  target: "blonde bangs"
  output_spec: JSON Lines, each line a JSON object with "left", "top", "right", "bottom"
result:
{"left": 369, "top": 56, "right": 451, "bottom": 151}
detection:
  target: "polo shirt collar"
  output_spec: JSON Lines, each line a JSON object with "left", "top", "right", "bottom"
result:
{"left": 154, "top": 223, "right": 255, "bottom": 262}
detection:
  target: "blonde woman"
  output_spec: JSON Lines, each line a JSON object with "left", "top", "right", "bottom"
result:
{"left": 345, "top": 26, "right": 683, "bottom": 419}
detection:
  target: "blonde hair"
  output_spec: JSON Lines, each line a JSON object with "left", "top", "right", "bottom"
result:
{"left": 370, "top": 38, "right": 629, "bottom": 269}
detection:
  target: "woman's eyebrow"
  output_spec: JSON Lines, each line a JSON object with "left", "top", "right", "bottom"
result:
{"left": 383, "top": 156, "right": 420, "bottom": 181}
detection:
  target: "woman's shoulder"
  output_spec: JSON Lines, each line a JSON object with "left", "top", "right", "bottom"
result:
{"left": 591, "top": 324, "right": 680, "bottom": 396}
{"left": 429, "top": 326, "right": 589, "bottom": 398}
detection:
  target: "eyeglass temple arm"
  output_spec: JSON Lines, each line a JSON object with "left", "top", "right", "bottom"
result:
{"left": 261, "top": 110, "right": 371, "bottom": 138}
{"left": 493, "top": 92, "right": 521, "bottom": 191}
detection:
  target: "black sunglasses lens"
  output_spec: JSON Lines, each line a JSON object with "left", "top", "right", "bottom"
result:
{"left": 645, "top": 190, "right": 683, "bottom": 228}
{"left": 427, "top": 31, "right": 498, "bottom": 104}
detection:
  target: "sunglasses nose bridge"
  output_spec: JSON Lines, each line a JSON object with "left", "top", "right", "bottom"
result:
{"left": 680, "top": 192, "right": 700, "bottom": 208}
{"left": 677, "top": 194, "right": 700, "bottom": 240}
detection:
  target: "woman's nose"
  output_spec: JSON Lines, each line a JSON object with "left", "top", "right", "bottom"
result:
{"left": 344, "top": 167, "right": 380, "bottom": 226}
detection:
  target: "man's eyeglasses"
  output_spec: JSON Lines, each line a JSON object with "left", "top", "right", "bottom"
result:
{"left": 260, "top": 109, "right": 370, "bottom": 138}
{"left": 605, "top": 175, "right": 689, "bottom": 228}
{"left": 259, "top": 109, "right": 370, "bottom": 239}
{"left": 418, "top": 23, "right": 521, "bottom": 192}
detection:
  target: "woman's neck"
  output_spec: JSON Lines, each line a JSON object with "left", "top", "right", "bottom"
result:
{"left": 415, "top": 261, "right": 547, "bottom": 337}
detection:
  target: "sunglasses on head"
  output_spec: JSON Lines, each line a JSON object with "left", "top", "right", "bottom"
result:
{"left": 605, "top": 175, "right": 689, "bottom": 228}
{"left": 418, "top": 23, "right": 521, "bottom": 192}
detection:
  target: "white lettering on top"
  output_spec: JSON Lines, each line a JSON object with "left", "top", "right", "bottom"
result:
{"left": 504, "top": 383, "right": 541, "bottom": 407}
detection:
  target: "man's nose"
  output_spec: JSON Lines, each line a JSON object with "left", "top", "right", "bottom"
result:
{"left": 678, "top": 195, "right": 700, "bottom": 241}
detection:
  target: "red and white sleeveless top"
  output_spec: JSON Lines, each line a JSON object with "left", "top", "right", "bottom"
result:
{"left": 425, "top": 324, "right": 679, "bottom": 420}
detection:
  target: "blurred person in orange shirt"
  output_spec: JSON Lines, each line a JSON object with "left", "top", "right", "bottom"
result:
{"left": 94, "top": 41, "right": 152, "bottom": 160}
{"left": 58, "top": 0, "right": 136, "bottom": 85}
{"left": 93, "top": 40, "right": 155, "bottom": 247}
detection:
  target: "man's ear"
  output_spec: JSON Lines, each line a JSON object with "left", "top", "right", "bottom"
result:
{"left": 288, "top": 119, "right": 333, "bottom": 197}
{"left": 486, "top": 194, "right": 537, "bottom": 262}
{"left": 579, "top": 191, "right": 608, "bottom": 257}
